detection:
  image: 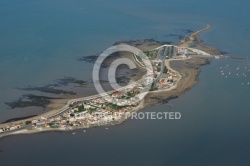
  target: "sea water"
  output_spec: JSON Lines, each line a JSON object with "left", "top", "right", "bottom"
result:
{"left": 0, "top": 0, "right": 250, "bottom": 165}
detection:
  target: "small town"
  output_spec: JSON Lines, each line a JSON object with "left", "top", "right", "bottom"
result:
{"left": 0, "top": 45, "right": 209, "bottom": 134}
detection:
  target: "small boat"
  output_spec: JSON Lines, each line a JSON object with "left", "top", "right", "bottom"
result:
{"left": 83, "top": 130, "right": 86, "bottom": 132}
{"left": 72, "top": 132, "right": 75, "bottom": 135}
{"left": 106, "top": 128, "right": 109, "bottom": 130}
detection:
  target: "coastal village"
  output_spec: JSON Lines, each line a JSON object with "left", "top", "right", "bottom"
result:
{"left": 0, "top": 45, "right": 210, "bottom": 135}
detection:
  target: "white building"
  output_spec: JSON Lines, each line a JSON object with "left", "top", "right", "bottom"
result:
{"left": 40, "top": 116, "right": 47, "bottom": 120}
{"left": 75, "top": 111, "right": 88, "bottom": 120}
{"left": 32, "top": 120, "right": 38, "bottom": 124}
{"left": 9, "top": 126, "right": 17, "bottom": 130}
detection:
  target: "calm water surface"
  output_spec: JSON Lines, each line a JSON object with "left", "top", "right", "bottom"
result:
{"left": 0, "top": 0, "right": 250, "bottom": 165}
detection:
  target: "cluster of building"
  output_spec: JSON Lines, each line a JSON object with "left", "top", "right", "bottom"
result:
{"left": 0, "top": 45, "right": 187, "bottom": 134}
{"left": 175, "top": 47, "right": 195, "bottom": 59}
{"left": 157, "top": 70, "right": 179, "bottom": 89}
{"left": 30, "top": 46, "right": 183, "bottom": 130}
{"left": 176, "top": 47, "right": 210, "bottom": 59}
{"left": 0, "top": 123, "right": 22, "bottom": 133}
{"left": 31, "top": 99, "right": 136, "bottom": 129}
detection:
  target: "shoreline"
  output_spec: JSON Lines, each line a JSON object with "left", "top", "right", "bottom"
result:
{"left": 0, "top": 57, "right": 208, "bottom": 139}
{"left": 179, "top": 24, "right": 224, "bottom": 55}
{"left": 0, "top": 25, "right": 222, "bottom": 139}
{"left": 143, "top": 57, "right": 209, "bottom": 109}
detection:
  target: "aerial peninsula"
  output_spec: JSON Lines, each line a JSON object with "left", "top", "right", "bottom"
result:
{"left": 0, "top": 25, "right": 223, "bottom": 138}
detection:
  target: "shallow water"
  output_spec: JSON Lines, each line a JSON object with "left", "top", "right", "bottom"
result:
{"left": 0, "top": 0, "right": 250, "bottom": 165}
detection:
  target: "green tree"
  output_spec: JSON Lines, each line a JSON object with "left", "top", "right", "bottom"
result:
{"left": 163, "top": 66, "right": 168, "bottom": 73}
{"left": 78, "top": 104, "right": 85, "bottom": 112}
{"left": 25, "top": 121, "right": 31, "bottom": 125}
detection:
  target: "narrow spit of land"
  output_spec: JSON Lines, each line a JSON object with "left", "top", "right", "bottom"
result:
{"left": 0, "top": 25, "right": 223, "bottom": 138}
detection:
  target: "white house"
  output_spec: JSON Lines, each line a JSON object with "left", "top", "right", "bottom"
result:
{"left": 40, "top": 116, "right": 47, "bottom": 120}
{"left": 75, "top": 111, "right": 88, "bottom": 120}
{"left": 9, "top": 126, "right": 17, "bottom": 130}
{"left": 32, "top": 119, "right": 38, "bottom": 124}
